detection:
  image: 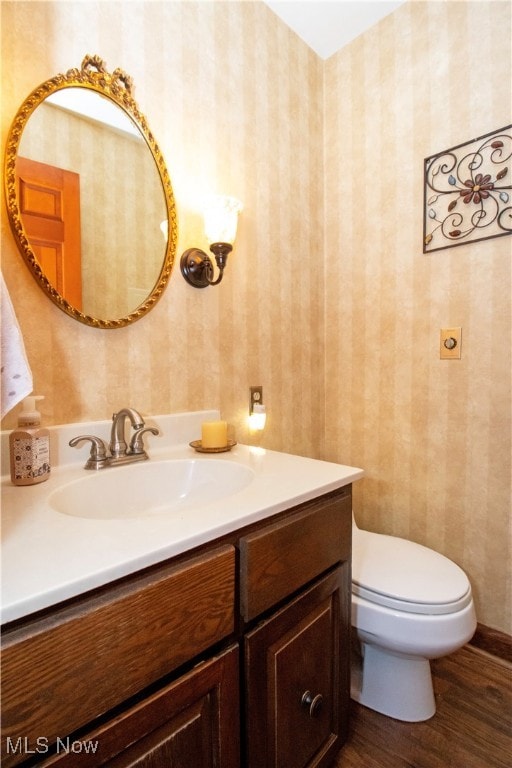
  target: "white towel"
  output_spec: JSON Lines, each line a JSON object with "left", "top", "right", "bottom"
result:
{"left": 1, "top": 272, "right": 33, "bottom": 419}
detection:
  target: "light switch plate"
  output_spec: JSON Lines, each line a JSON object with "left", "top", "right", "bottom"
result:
{"left": 440, "top": 327, "right": 462, "bottom": 359}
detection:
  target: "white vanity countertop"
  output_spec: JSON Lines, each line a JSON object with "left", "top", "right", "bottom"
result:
{"left": 1, "top": 410, "right": 363, "bottom": 624}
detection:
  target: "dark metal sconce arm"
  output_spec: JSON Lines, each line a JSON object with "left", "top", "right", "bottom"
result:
{"left": 180, "top": 242, "right": 233, "bottom": 288}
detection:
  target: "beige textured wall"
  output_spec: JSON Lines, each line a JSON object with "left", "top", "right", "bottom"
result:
{"left": 1, "top": 1, "right": 510, "bottom": 634}
{"left": 1, "top": 0, "right": 325, "bottom": 459}
{"left": 324, "top": 0, "right": 511, "bottom": 634}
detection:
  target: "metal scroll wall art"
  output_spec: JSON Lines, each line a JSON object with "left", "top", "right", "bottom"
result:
{"left": 424, "top": 125, "right": 511, "bottom": 253}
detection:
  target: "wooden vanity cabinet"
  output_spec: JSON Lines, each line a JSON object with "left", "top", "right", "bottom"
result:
{"left": 240, "top": 488, "right": 352, "bottom": 768}
{"left": 1, "top": 486, "right": 352, "bottom": 768}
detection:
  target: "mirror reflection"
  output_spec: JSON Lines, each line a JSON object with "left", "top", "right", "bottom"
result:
{"left": 5, "top": 55, "right": 177, "bottom": 328}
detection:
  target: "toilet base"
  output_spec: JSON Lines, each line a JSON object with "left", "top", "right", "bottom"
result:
{"left": 351, "top": 641, "right": 436, "bottom": 722}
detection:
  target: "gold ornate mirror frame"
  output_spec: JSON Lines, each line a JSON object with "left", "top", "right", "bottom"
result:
{"left": 4, "top": 54, "right": 177, "bottom": 328}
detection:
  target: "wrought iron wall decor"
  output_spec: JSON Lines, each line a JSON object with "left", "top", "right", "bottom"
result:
{"left": 424, "top": 125, "right": 511, "bottom": 253}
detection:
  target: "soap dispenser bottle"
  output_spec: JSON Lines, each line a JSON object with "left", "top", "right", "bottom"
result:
{"left": 9, "top": 396, "right": 51, "bottom": 486}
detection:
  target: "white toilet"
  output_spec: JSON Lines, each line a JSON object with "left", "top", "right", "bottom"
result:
{"left": 351, "top": 516, "right": 476, "bottom": 722}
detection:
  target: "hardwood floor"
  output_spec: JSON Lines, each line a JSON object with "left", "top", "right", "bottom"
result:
{"left": 335, "top": 646, "right": 512, "bottom": 768}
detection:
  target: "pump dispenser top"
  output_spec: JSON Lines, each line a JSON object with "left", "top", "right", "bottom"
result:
{"left": 18, "top": 395, "right": 44, "bottom": 426}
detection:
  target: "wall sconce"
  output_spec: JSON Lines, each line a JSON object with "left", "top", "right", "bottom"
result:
{"left": 180, "top": 195, "right": 243, "bottom": 288}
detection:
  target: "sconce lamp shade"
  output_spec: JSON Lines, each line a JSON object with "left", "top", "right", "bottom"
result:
{"left": 204, "top": 195, "right": 243, "bottom": 246}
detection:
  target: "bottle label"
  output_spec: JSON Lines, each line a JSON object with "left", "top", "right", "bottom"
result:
{"left": 11, "top": 436, "right": 51, "bottom": 481}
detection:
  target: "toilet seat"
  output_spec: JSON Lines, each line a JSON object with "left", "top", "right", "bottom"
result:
{"left": 352, "top": 529, "right": 473, "bottom": 615}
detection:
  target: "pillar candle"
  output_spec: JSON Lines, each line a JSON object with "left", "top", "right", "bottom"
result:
{"left": 201, "top": 420, "right": 228, "bottom": 448}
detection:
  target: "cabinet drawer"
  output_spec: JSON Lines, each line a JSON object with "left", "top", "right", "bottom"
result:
{"left": 1, "top": 545, "right": 235, "bottom": 767}
{"left": 239, "top": 488, "right": 351, "bottom": 622}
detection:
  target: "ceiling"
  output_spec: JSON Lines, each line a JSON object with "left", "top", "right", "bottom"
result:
{"left": 262, "top": 1, "right": 406, "bottom": 59}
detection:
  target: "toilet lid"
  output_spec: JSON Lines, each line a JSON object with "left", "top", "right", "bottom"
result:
{"left": 352, "top": 529, "right": 473, "bottom": 615}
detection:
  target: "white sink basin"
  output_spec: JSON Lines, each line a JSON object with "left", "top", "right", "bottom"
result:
{"left": 49, "top": 459, "right": 255, "bottom": 520}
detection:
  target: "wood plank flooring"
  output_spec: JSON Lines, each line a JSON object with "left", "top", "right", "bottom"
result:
{"left": 335, "top": 646, "right": 512, "bottom": 768}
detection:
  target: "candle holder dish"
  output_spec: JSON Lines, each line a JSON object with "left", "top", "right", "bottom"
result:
{"left": 189, "top": 439, "right": 237, "bottom": 454}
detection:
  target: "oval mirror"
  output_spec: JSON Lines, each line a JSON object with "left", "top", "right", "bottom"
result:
{"left": 4, "top": 54, "right": 177, "bottom": 328}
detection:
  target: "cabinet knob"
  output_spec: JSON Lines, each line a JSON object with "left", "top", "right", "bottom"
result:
{"left": 301, "top": 690, "right": 324, "bottom": 717}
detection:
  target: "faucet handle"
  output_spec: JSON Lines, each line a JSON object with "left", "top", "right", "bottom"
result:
{"left": 129, "top": 427, "right": 160, "bottom": 456}
{"left": 69, "top": 435, "right": 109, "bottom": 470}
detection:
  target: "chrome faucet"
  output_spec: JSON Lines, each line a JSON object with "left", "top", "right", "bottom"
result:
{"left": 69, "top": 407, "right": 160, "bottom": 469}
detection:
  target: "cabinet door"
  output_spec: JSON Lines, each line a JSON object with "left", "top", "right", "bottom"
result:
{"left": 245, "top": 567, "right": 349, "bottom": 768}
{"left": 40, "top": 645, "right": 240, "bottom": 768}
